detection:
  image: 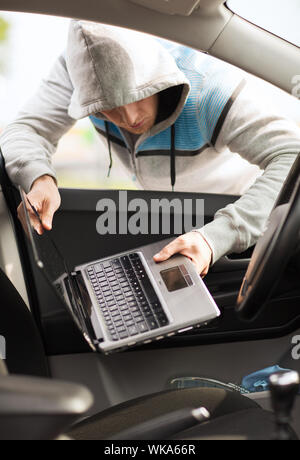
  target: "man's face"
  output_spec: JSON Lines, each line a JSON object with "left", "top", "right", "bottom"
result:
{"left": 101, "top": 94, "right": 159, "bottom": 135}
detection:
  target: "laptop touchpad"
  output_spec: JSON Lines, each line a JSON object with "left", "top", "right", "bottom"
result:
{"left": 160, "top": 265, "right": 193, "bottom": 292}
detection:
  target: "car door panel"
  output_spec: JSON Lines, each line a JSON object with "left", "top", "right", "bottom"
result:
{"left": 20, "top": 187, "right": 240, "bottom": 355}
{"left": 6, "top": 186, "right": 299, "bottom": 357}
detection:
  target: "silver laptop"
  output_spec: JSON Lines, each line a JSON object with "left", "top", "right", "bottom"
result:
{"left": 20, "top": 188, "right": 220, "bottom": 354}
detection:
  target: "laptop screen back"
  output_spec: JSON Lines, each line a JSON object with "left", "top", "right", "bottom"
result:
{"left": 19, "top": 188, "right": 88, "bottom": 331}
{"left": 19, "top": 187, "right": 70, "bottom": 287}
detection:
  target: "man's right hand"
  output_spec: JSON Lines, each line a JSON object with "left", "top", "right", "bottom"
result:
{"left": 18, "top": 175, "right": 61, "bottom": 235}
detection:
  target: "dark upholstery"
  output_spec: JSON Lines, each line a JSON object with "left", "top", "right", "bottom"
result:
{"left": 172, "top": 408, "right": 282, "bottom": 440}
{"left": 68, "top": 387, "right": 261, "bottom": 440}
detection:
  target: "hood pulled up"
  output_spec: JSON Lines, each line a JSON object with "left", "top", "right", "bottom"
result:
{"left": 66, "top": 20, "right": 190, "bottom": 122}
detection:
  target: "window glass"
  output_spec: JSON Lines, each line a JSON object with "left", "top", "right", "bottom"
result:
{"left": 0, "top": 11, "right": 299, "bottom": 193}
{"left": 227, "top": 0, "right": 300, "bottom": 47}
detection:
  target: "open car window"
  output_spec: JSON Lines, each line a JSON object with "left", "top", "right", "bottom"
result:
{"left": 0, "top": 10, "right": 299, "bottom": 193}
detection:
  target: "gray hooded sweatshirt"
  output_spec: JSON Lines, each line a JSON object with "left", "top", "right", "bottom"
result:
{"left": 1, "top": 20, "right": 300, "bottom": 263}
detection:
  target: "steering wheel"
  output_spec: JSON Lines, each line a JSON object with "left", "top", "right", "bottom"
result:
{"left": 236, "top": 154, "right": 300, "bottom": 321}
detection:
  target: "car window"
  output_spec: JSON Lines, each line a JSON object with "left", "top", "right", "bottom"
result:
{"left": 227, "top": 0, "right": 300, "bottom": 48}
{"left": 0, "top": 11, "right": 299, "bottom": 193}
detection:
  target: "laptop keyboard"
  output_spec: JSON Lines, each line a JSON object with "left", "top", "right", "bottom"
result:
{"left": 87, "top": 253, "right": 169, "bottom": 341}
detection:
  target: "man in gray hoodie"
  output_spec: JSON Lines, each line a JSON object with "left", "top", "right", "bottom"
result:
{"left": 1, "top": 21, "right": 300, "bottom": 276}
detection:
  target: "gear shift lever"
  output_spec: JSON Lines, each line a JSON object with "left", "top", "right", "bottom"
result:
{"left": 269, "top": 370, "right": 299, "bottom": 440}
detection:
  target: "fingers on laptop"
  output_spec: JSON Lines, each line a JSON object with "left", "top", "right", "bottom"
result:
{"left": 153, "top": 232, "right": 213, "bottom": 276}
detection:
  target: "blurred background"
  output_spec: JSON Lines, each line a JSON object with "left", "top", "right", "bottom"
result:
{"left": 0, "top": 12, "right": 138, "bottom": 190}
{"left": 0, "top": 7, "right": 299, "bottom": 190}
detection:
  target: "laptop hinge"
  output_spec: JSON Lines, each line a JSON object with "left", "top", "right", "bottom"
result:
{"left": 70, "top": 271, "right": 104, "bottom": 347}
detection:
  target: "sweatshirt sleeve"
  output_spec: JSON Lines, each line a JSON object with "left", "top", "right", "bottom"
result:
{"left": 197, "top": 79, "right": 300, "bottom": 264}
{"left": 0, "top": 53, "right": 76, "bottom": 193}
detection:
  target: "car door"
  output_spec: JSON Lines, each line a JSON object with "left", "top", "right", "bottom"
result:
{"left": 10, "top": 183, "right": 245, "bottom": 356}
{"left": 2, "top": 176, "right": 299, "bottom": 417}
{"left": 29, "top": 185, "right": 300, "bottom": 347}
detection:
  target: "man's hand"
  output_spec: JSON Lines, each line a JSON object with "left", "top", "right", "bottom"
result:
{"left": 153, "top": 231, "right": 213, "bottom": 277}
{"left": 18, "top": 175, "right": 61, "bottom": 235}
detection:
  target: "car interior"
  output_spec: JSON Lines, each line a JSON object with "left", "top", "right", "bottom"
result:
{"left": 0, "top": 0, "right": 300, "bottom": 441}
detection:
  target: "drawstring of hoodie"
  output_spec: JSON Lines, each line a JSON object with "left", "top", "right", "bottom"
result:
{"left": 105, "top": 121, "right": 113, "bottom": 177}
{"left": 170, "top": 124, "right": 176, "bottom": 192}
{"left": 105, "top": 120, "right": 177, "bottom": 191}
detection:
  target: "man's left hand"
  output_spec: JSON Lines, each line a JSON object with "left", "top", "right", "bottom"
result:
{"left": 153, "top": 231, "right": 213, "bottom": 277}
